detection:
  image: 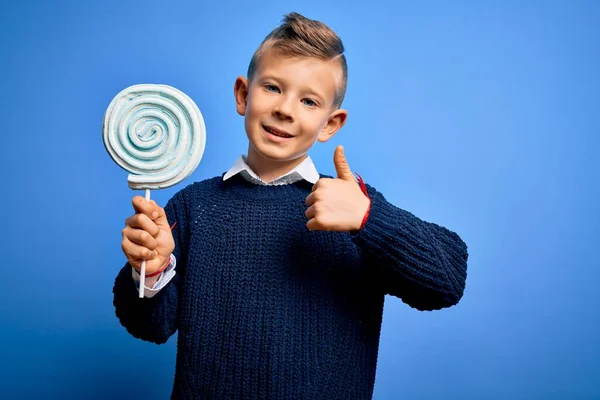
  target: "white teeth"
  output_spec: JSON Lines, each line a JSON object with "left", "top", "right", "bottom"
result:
{"left": 266, "top": 127, "right": 291, "bottom": 138}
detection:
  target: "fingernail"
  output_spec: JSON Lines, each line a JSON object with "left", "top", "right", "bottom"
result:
{"left": 151, "top": 211, "right": 158, "bottom": 219}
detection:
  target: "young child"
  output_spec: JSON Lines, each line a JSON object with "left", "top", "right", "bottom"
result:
{"left": 114, "top": 12, "right": 468, "bottom": 400}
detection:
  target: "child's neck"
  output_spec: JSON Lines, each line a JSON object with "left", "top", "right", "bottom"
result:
{"left": 245, "top": 148, "right": 308, "bottom": 184}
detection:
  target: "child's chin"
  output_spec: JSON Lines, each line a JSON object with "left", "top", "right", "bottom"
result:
{"left": 263, "top": 150, "right": 296, "bottom": 161}
{"left": 257, "top": 146, "right": 302, "bottom": 162}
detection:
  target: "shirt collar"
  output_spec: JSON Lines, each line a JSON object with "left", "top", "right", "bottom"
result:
{"left": 222, "top": 155, "right": 319, "bottom": 186}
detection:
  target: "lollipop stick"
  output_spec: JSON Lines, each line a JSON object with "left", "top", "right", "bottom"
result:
{"left": 139, "top": 188, "right": 151, "bottom": 298}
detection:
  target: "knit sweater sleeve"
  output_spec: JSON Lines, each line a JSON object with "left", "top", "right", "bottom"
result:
{"left": 112, "top": 189, "right": 190, "bottom": 344}
{"left": 352, "top": 184, "right": 468, "bottom": 311}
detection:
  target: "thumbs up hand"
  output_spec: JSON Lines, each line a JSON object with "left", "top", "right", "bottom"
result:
{"left": 305, "top": 145, "right": 370, "bottom": 232}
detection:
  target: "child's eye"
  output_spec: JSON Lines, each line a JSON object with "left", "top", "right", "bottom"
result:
{"left": 302, "top": 98, "right": 317, "bottom": 107}
{"left": 265, "top": 84, "right": 280, "bottom": 93}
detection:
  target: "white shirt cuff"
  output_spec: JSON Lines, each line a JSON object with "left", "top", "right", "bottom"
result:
{"left": 131, "top": 254, "right": 177, "bottom": 298}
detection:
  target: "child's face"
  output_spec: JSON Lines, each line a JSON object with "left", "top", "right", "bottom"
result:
{"left": 235, "top": 48, "right": 347, "bottom": 165}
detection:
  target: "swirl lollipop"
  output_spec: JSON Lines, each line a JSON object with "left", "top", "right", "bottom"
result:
{"left": 103, "top": 84, "right": 206, "bottom": 297}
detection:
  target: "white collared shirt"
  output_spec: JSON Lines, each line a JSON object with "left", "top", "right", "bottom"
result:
{"left": 222, "top": 155, "right": 319, "bottom": 186}
{"left": 132, "top": 155, "right": 320, "bottom": 297}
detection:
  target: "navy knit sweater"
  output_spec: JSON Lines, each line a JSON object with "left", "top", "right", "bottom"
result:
{"left": 113, "top": 174, "right": 468, "bottom": 399}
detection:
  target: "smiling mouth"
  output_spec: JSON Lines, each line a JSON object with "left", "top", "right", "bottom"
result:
{"left": 263, "top": 125, "right": 293, "bottom": 138}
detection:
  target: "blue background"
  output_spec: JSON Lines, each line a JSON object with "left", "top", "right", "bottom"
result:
{"left": 1, "top": 1, "right": 598, "bottom": 399}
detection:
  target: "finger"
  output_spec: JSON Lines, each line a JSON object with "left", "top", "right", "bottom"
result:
{"left": 123, "top": 226, "right": 159, "bottom": 250}
{"left": 333, "top": 145, "right": 354, "bottom": 182}
{"left": 125, "top": 214, "right": 160, "bottom": 238}
{"left": 122, "top": 236, "right": 158, "bottom": 261}
{"left": 306, "top": 218, "right": 319, "bottom": 231}
{"left": 132, "top": 196, "right": 168, "bottom": 224}
{"left": 305, "top": 192, "right": 315, "bottom": 206}
{"left": 149, "top": 200, "right": 169, "bottom": 226}
{"left": 132, "top": 196, "right": 170, "bottom": 231}
{"left": 312, "top": 178, "right": 330, "bottom": 192}
{"left": 305, "top": 205, "right": 315, "bottom": 219}
{"left": 132, "top": 195, "right": 154, "bottom": 216}
{"left": 128, "top": 258, "right": 142, "bottom": 271}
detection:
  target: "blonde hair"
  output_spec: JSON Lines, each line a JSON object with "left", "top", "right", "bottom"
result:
{"left": 247, "top": 12, "right": 348, "bottom": 108}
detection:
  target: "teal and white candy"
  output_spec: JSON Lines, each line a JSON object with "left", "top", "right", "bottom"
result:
{"left": 103, "top": 84, "right": 206, "bottom": 297}
{"left": 103, "top": 83, "right": 206, "bottom": 190}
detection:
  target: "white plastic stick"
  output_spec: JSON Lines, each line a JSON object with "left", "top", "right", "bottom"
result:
{"left": 139, "top": 188, "right": 151, "bottom": 298}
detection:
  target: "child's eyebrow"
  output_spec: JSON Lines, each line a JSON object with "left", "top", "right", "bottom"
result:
{"left": 258, "top": 73, "right": 283, "bottom": 83}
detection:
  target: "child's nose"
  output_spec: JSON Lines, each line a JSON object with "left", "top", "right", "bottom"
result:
{"left": 272, "top": 97, "right": 294, "bottom": 121}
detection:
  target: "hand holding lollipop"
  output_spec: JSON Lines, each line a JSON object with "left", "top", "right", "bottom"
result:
{"left": 121, "top": 195, "right": 176, "bottom": 295}
{"left": 103, "top": 84, "right": 206, "bottom": 297}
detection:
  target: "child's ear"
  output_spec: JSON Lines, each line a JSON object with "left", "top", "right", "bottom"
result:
{"left": 317, "top": 109, "right": 348, "bottom": 143}
{"left": 234, "top": 76, "right": 249, "bottom": 116}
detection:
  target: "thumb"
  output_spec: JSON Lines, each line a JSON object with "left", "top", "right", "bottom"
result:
{"left": 334, "top": 145, "right": 354, "bottom": 181}
{"left": 149, "top": 200, "right": 170, "bottom": 230}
